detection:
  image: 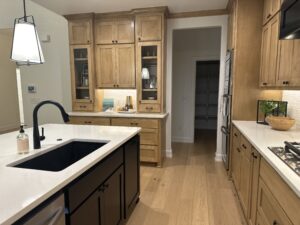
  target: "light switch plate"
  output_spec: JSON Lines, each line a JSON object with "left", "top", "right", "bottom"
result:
{"left": 27, "top": 85, "right": 37, "bottom": 93}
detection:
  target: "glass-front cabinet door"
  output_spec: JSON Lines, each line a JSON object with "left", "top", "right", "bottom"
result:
{"left": 137, "top": 42, "right": 161, "bottom": 113}
{"left": 70, "top": 45, "right": 94, "bottom": 105}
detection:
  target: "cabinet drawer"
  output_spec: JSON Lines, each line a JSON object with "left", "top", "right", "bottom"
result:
{"left": 111, "top": 118, "right": 159, "bottom": 129}
{"left": 73, "top": 102, "right": 94, "bottom": 112}
{"left": 140, "top": 145, "right": 158, "bottom": 162}
{"left": 66, "top": 148, "right": 123, "bottom": 213}
{"left": 257, "top": 178, "right": 293, "bottom": 225}
{"left": 240, "top": 135, "right": 252, "bottom": 159}
{"left": 260, "top": 158, "right": 300, "bottom": 225}
{"left": 138, "top": 104, "right": 161, "bottom": 113}
{"left": 69, "top": 116, "right": 111, "bottom": 125}
{"left": 140, "top": 129, "right": 158, "bottom": 145}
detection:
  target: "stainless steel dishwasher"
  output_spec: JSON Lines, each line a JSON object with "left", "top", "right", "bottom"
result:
{"left": 22, "top": 194, "right": 65, "bottom": 225}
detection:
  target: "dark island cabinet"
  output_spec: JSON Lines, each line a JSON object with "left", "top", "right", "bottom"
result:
{"left": 124, "top": 135, "right": 140, "bottom": 219}
{"left": 66, "top": 135, "right": 140, "bottom": 225}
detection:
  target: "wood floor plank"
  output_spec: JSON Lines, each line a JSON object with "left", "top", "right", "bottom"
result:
{"left": 127, "top": 131, "right": 244, "bottom": 225}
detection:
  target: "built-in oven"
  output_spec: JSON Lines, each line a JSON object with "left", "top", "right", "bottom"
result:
{"left": 280, "top": 0, "right": 300, "bottom": 39}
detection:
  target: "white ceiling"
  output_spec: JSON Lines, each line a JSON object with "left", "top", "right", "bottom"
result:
{"left": 31, "top": 0, "right": 228, "bottom": 15}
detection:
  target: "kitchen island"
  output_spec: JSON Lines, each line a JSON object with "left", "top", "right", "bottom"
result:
{"left": 0, "top": 124, "right": 141, "bottom": 225}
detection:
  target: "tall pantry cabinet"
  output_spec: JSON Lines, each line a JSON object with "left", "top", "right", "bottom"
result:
{"left": 135, "top": 10, "right": 167, "bottom": 113}
{"left": 66, "top": 14, "right": 95, "bottom": 111}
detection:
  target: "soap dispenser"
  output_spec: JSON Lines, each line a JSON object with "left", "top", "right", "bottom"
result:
{"left": 17, "top": 125, "right": 29, "bottom": 154}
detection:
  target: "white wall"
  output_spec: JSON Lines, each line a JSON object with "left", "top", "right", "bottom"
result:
{"left": 0, "top": 29, "right": 20, "bottom": 132}
{"left": 166, "top": 15, "right": 228, "bottom": 160}
{"left": 282, "top": 91, "right": 300, "bottom": 128}
{"left": 172, "top": 28, "right": 221, "bottom": 143}
{"left": 0, "top": 0, "right": 71, "bottom": 127}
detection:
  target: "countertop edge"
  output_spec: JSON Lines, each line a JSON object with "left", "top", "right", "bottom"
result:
{"left": 232, "top": 120, "right": 300, "bottom": 198}
{"left": 68, "top": 112, "right": 169, "bottom": 119}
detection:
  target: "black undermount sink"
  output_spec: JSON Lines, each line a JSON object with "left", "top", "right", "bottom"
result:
{"left": 10, "top": 141, "right": 107, "bottom": 172}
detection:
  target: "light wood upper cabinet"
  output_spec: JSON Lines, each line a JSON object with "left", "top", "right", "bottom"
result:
{"left": 290, "top": 41, "right": 300, "bottom": 86}
{"left": 68, "top": 19, "right": 93, "bottom": 45}
{"left": 96, "top": 44, "right": 135, "bottom": 88}
{"left": 227, "top": 0, "right": 237, "bottom": 50}
{"left": 96, "top": 45, "right": 116, "bottom": 88}
{"left": 95, "top": 17, "right": 134, "bottom": 44}
{"left": 95, "top": 20, "right": 115, "bottom": 44}
{"left": 136, "top": 15, "right": 162, "bottom": 42}
{"left": 263, "top": 0, "right": 282, "bottom": 25}
{"left": 260, "top": 14, "right": 279, "bottom": 87}
{"left": 115, "top": 18, "right": 135, "bottom": 44}
{"left": 116, "top": 44, "right": 135, "bottom": 88}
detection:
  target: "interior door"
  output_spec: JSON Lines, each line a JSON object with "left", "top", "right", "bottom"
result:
{"left": 116, "top": 44, "right": 135, "bottom": 88}
{"left": 96, "top": 45, "right": 117, "bottom": 88}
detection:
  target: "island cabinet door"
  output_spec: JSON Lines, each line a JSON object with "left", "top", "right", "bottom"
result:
{"left": 69, "top": 191, "right": 100, "bottom": 225}
{"left": 124, "top": 136, "right": 140, "bottom": 219}
{"left": 100, "top": 166, "right": 124, "bottom": 225}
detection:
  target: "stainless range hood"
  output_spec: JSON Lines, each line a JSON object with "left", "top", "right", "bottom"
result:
{"left": 280, "top": 0, "right": 300, "bottom": 39}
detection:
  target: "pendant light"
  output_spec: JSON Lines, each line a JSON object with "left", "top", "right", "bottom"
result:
{"left": 10, "top": 0, "right": 45, "bottom": 126}
{"left": 11, "top": 0, "right": 45, "bottom": 66}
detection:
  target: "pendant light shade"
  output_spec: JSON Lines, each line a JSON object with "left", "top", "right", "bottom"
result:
{"left": 141, "top": 68, "right": 150, "bottom": 79}
{"left": 11, "top": 0, "right": 44, "bottom": 65}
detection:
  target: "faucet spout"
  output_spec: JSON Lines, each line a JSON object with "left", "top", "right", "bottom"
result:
{"left": 33, "top": 100, "right": 69, "bottom": 149}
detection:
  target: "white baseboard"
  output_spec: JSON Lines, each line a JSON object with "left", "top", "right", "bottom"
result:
{"left": 214, "top": 152, "right": 223, "bottom": 162}
{"left": 172, "top": 136, "right": 194, "bottom": 143}
{"left": 166, "top": 149, "right": 173, "bottom": 158}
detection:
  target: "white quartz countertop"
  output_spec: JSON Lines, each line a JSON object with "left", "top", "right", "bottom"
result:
{"left": 68, "top": 111, "right": 168, "bottom": 119}
{"left": 0, "top": 124, "right": 141, "bottom": 225}
{"left": 232, "top": 121, "right": 300, "bottom": 198}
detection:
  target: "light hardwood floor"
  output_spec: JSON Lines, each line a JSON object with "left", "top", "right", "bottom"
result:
{"left": 127, "top": 131, "right": 246, "bottom": 225}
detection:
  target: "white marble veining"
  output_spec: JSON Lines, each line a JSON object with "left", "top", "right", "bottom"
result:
{"left": 0, "top": 124, "right": 141, "bottom": 225}
{"left": 233, "top": 121, "right": 300, "bottom": 197}
{"left": 68, "top": 111, "right": 168, "bottom": 119}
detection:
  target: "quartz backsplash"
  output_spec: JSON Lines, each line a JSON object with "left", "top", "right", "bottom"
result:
{"left": 283, "top": 90, "right": 300, "bottom": 127}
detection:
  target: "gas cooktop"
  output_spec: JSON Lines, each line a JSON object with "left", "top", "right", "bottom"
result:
{"left": 268, "top": 142, "right": 300, "bottom": 177}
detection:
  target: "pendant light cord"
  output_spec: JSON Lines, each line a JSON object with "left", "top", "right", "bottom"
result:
{"left": 23, "top": 0, "right": 27, "bottom": 22}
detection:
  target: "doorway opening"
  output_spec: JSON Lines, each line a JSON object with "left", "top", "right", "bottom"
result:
{"left": 171, "top": 27, "right": 221, "bottom": 150}
{"left": 194, "top": 61, "right": 220, "bottom": 140}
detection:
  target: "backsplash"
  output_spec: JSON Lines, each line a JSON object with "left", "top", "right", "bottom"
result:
{"left": 96, "top": 89, "right": 137, "bottom": 111}
{"left": 282, "top": 91, "right": 300, "bottom": 127}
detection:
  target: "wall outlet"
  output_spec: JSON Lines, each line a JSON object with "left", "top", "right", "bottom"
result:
{"left": 27, "top": 85, "right": 37, "bottom": 93}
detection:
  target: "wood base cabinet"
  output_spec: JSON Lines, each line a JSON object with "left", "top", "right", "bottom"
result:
{"left": 231, "top": 125, "right": 300, "bottom": 225}
{"left": 111, "top": 118, "right": 165, "bottom": 167}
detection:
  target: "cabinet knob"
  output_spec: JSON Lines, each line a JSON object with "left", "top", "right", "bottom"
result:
{"left": 116, "top": 40, "right": 118, "bottom": 43}
{"left": 262, "top": 82, "right": 267, "bottom": 86}
{"left": 273, "top": 220, "right": 278, "bottom": 225}
{"left": 138, "top": 37, "right": 141, "bottom": 41}
{"left": 87, "top": 40, "right": 90, "bottom": 43}
{"left": 251, "top": 152, "right": 258, "bottom": 159}
{"left": 234, "top": 133, "right": 238, "bottom": 137}
{"left": 237, "top": 148, "right": 241, "bottom": 153}
{"left": 242, "top": 144, "right": 247, "bottom": 149}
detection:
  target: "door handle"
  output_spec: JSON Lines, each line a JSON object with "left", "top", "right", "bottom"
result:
{"left": 221, "top": 126, "right": 230, "bottom": 136}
